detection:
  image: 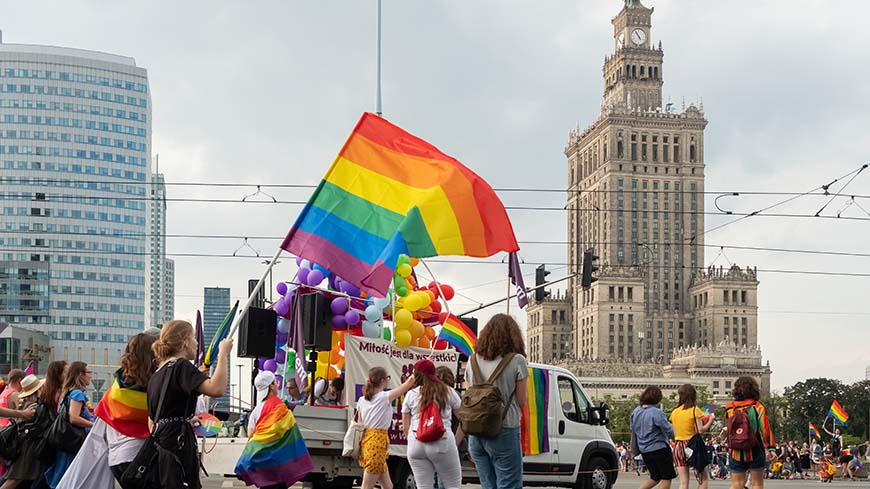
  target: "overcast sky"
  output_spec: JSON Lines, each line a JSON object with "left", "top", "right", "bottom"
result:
{"left": 5, "top": 1, "right": 870, "bottom": 391}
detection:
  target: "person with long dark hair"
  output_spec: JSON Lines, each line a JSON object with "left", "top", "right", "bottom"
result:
{"left": 670, "top": 384, "right": 714, "bottom": 489}
{"left": 1, "top": 360, "right": 67, "bottom": 489}
{"left": 148, "top": 319, "right": 232, "bottom": 489}
{"left": 464, "top": 314, "right": 528, "bottom": 489}
{"left": 402, "top": 359, "right": 462, "bottom": 489}
{"left": 725, "top": 377, "right": 775, "bottom": 489}
{"left": 630, "top": 386, "right": 676, "bottom": 489}
{"left": 43, "top": 361, "right": 94, "bottom": 487}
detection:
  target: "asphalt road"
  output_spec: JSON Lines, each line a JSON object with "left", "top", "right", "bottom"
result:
{"left": 201, "top": 472, "right": 870, "bottom": 488}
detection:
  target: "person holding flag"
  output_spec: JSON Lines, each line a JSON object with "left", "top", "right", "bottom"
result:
{"left": 822, "top": 401, "right": 847, "bottom": 456}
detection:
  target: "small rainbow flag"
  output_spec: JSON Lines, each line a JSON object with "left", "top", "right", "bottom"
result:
{"left": 809, "top": 422, "right": 820, "bottom": 439}
{"left": 195, "top": 413, "right": 223, "bottom": 438}
{"left": 235, "top": 395, "right": 314, "bottom": 487}
{"left": 280, "top": 112, "right": 519, "bottom": 298}
{"left": 94, "top": 371, "right": 149, "bottom": 438}
{"left": 204, "top": 300, "right": 239, "bottom": 368}
{"left": 702, "top": 405, "right": 715, "bottom": 415}
{"left": 829, "top": 400, "right": 848, "bottom": 425}
{"left": 438, "top": 313, "right": 476, "bottom": 356}
{"left": 521, "top": 367, "right": 550, "bottom": 455}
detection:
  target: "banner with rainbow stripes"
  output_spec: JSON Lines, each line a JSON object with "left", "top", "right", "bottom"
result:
{"left": 521, "top": 367, "right": 550, "bottom": 455}
{"left": 829, "top": 400, "right": 848, "bottom": 425}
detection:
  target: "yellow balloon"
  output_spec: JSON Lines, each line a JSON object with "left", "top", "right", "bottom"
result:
{"left": 317, "top": 351, "right": 330, "bottom": 364}
{"left": 395, "top": 309, "right": 413, "bottom": 328}
{"left": 397, "top": 263, "right": 412, "bottom": 278}
{"left": 404, "top": 295, "right": 422, "bottom": 312}
{"left": 410, "top": 320, "right": 424, "bottom": 339}
{"left": 418, "top": 292, "right": 432, "bottom": 308}
{"left": 395, "top": 329, "right": 413, "bottom": 348}
{"left": 315, "top": 361, "right": 328, "bottom": 379}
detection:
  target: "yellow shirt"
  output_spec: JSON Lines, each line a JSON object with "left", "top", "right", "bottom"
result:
{"left": 669, "top": 405, "right": 703, "bottom": 441}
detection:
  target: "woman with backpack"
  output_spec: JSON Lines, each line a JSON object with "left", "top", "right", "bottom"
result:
{"left": 630, "top": 386, "right": 676, "bottom": 489}
{"left": 43, "top": 361, "right": 94, "bottom": 487}
{"left": 724, "top": 376, "right": 775, "bottom": 489}
{"left": 401, "top": 359, "right": 462, "bottom": 489}
{"left": 356, "top": 366, "right": 415, "bottom": 489}
{"left": 147, "top": 319, "right": 233, "bottom": 489}
{"left": 670, "top": 384, "right": 714, "bottom": 489}
{"left": 463, "top": 314, "right": 529, "bottom": 489}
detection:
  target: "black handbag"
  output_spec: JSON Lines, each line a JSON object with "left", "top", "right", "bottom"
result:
{"left": 119, "top": 362, "right": 174, "bottom": 489}
{"left": 45, "top": 392, "right": 86, "bottom": 452}
{"left": 686, "top": 408, "right": 710, "bottom": 473}
{"left": 0, "top": 421, "right": 20, "bottom": 460}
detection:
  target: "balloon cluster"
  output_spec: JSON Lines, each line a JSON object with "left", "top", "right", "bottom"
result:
{"left": 260, "top": 255, "right": 457, "bottom": 381}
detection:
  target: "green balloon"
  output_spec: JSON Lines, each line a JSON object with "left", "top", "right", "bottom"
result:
{"left": 383, "top": 328, "right": 392, "bottom": 341}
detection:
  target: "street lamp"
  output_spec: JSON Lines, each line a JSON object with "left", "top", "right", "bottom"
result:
{"left": 236, "top": 364, "right": 245, "bottom": 410}
{"left": 261, "top": 258, "right": 282, "bottom": 303}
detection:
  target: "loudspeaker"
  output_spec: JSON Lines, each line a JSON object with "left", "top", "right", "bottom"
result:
{"left": 238, "top": 307, "right": 277, "bottom": 358}
{"left": 459, "top": 317, "right": 479, "bottom": 362}
{"left": 248, "top": 279, "right": 266, "bottom": 309}
{"left": 300, "top": 293, "right": 332, "bottom": 351}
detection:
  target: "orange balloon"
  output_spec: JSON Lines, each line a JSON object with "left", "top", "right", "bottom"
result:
{"left": 410, "top": 257, "right": 420, "bottom": 267}
{"left": 335, "top": 356, "right": 345, "bottom": 371}
{"left": 410, "top": 320, "right": 424, "bottom": 339}
{"left": 417, "top": 337, "right": 431, "bottom": 349}
{"left": 330, "top": 347, "right": 342, "bottom": 365}
{"left": 424, "top": 327, "right": 436, "bottom": 340}
{"left": 407, "top": 276, "right": 417, "bottom": 289}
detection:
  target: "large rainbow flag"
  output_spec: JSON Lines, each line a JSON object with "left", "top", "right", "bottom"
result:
{"left": 521, "top": 367, "right": 550, "bottom": 455}
{"left": 829, "top": 400, "right": 848, "bottom": 425}
{"left": 235, "top": 395, "right": 314, "bottom": 487}
{"left": 809, "top": 422, "right": 820, "bottom": 439}
{"left": 204, "top": 300, "right": 239, "bottom": 368}
{"left": 281, "top": 112, "right": 519, "bottom": 297}
{"left": 94, "top": 371, "right": 149, "bottom": 438}
{"left": 439, "top": 313, "right": 476, "bottom": 356}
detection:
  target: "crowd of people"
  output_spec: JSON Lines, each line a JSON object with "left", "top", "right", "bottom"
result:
{"left": 621, "top": 377, "right": 868, "bottom": 489}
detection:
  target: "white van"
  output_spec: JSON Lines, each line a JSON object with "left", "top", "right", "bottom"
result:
{"left": 205, "top": 362, "right": 618, "bottom": 489}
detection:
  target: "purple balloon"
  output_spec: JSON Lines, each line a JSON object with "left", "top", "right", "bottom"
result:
{"left": 274, "top": 300, "right": 290, "bottom": 317}
{"left": 328, "top": 274, "right": 338, "bottom": 291}
{"left": 330, "top": 298, "right": 348, "bottom": 315}
{"left": 331, "top": 315, "right": 347, "bottom": 330}
{"left": 342, "top": 282, "right": 361, "bottom": 298}
{"left": 276, "top": 282, "right": 288, "bottom": 296}
{"left": 276, "top": 332, "right": 288, "bottom": 344}
{"left": 345, "top": 309, "right": 360, "bottom": 326}
{"left": 307, "top": 269, "right": 324, "bottom": 286}
{"left": 297, "top": 267, "right": 310, "bottom": 285}
{"left": 263, "top": 359, "right": 277, "bottom": 373}
{"left": 258, "top": 358, "right": 267, "bottom": 370}
{"left": 274, "top": 374, "right": 284, "bottom": 386}
{"left": 274, "top": 349, "right": 287, "bottom": 364}
{"left": 295, "top": 256, "right": 303, "bottom": 267}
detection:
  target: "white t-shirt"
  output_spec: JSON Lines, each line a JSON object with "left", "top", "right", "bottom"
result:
{"left": 105, "top": 421, "right": 146, "bottom": 467}
{"left": 357, "top": 391, "right": 393, "bottom": 430}
{"left": 401, "top": 387, "right": 461, "bottom": 436}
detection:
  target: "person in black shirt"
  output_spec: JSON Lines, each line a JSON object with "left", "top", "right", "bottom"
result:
{"left": 147, "top": 319, "right": 233, "bottom": 489}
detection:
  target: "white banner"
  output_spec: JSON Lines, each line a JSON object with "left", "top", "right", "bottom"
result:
{"left": 344, "top": 335, "right": 459, "bottom": 446}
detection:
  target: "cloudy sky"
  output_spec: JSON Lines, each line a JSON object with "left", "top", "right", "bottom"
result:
{"left": 6, "top": 1, "right": 870, "bottom": 391}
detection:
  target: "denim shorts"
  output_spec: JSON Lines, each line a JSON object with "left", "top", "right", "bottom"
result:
{"left": 728, "top": 447, "right": 766, "bottom": 473}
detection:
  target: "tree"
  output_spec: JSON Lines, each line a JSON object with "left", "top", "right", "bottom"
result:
{"left": 841, "top": 380, "right": 870, "bottom": 440}
{"left": 782, "top": 378, "right": 846, "bottom": 441}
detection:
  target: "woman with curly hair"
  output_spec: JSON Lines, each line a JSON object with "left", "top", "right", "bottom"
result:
{"left": 464, "top": 314, "right": 529, "bottom": 489}
{"left": 725, "top": 376, "right": 775, "bottom": 489}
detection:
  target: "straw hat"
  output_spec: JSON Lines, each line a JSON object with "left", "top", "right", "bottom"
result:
{"left": 18, "top": 374, "right": 44, "bottom": 398}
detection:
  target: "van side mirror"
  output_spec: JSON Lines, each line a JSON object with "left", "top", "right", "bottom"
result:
{"left": 588, "top": 402, "right": 611, "bottom": 426}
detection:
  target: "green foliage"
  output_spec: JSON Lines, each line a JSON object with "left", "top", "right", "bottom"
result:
{"left": 778, "top": 378, "right": 870, "bottom": 444}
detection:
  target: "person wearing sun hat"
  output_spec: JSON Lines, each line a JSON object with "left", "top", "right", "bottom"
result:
{"left": 0, "top": 374, "right": 38, "bottom": 421}
{"left": 235, "top": 370, "right": 313, "bottom": 489}
{"left": 401, "top": 358, "right": 463, "bottom": 489}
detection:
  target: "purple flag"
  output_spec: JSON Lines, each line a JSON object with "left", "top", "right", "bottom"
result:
{"left": 508, "top": 252, "right": 528, "bottom": 309}
{"left": 195, "top": 310, "right": 205, "bottom": 367}
{"left": 289, "top": 295, "right": 308, "bottom": 391}
{"left": 24, "top": 362, "right": 33, "bottom": 376}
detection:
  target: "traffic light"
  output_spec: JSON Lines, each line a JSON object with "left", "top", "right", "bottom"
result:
{"left": 535, "top": 264, "right": 550, "bottom": 302}
{"left": 581, "top": 248, "right": 599, "bottom": 289}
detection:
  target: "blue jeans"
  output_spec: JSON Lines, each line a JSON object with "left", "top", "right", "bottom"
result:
{"left": 469, "top": 427, "right": 523, "bottom": 489}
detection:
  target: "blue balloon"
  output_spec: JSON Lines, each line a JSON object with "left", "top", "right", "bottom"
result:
{"left": 313, "top": 264, "right": 331, "bottom": 278}
{"left": 364, "top": 305, "right": 382, "bottom": 323}
{"left": 362, "top": 320, "right": 380, "bottom": 339}
{"left": 277, "top": 318, "right": 291, "bottom": 334}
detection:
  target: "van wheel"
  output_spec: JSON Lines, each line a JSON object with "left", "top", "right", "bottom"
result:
{"left": 394, "top": 460, "right": 418, "bottom": 489}
{"left": 578, "top": 456, "right": 612, "bottom": 489}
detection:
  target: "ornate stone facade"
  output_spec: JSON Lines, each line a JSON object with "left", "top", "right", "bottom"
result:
{"left": 528, "top": 1, "right": 770, "bottom": 392}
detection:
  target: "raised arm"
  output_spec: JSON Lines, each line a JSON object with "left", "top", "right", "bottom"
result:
{"left": 198, "top": 338, "right": 233, "bottom": 397}
{"left": 696, "top": 411, "right": 715, "bottom": 433}
{"left": 388, "top": 376, "right": 417, "bottom": 403}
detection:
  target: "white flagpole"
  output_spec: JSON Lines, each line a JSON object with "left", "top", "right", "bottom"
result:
{"left": 419, "top": 259, "right": 453, "bottom": 356}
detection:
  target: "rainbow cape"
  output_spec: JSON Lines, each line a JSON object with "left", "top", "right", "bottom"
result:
{"left": 809, "top": 422, "right": 820, "bottom": 439}
{"left": 829, "top": 400, "right": 848, "bottom": 424}
{"left": 281, "top": 112, "right": 519, "bottom": 297}
{"left": 521, "top": 367, "right": 550, "bottom": 455}
{"left": 235, "top": 395, "right": 314, "bottom": 487}
{"left": 94, "top": 371, "right": 149, "bottom": 438}
{"left": 439, "top": 313, "right": 476, "bottom": 356}
{"left": 204, "top": 300, "right": 239, "bottom": 368}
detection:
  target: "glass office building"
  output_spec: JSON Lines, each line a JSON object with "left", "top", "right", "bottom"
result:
{"left": 0, "top": 41, "right": 151, "bottom": 388}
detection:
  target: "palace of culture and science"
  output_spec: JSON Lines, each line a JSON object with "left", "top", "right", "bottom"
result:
{"left": 526, "top": 0, "right": 771, "bottom": 401}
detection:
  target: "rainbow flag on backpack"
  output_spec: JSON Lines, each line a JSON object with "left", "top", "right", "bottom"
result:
{"left": 520, "top": 367, "right": 550, "bottom": 455}
{"left": 235, "top": 395, "right": 313, "bottom": 487}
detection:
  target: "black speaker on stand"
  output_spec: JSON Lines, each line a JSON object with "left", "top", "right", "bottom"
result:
{"left": 299, "top": 293, "right": 332, "bottom": 351}
{"left": 238, "top": 307, "right": 278, "bottom": 359}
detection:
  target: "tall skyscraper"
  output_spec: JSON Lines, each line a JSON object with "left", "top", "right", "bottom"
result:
{"left": 148, "top": 171, "right": 171, "bottom": 328}
{"left": 163, "top": 258, "right": 175, "bottom": 324}
{"left": 203, "top": 287, "right": 231, "bottom": 408}
{"left": 527, "top": 0, "right": 760, "bottom": 367}
{"left": 0, "top": 40, "right": 151, "bottom": 387}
